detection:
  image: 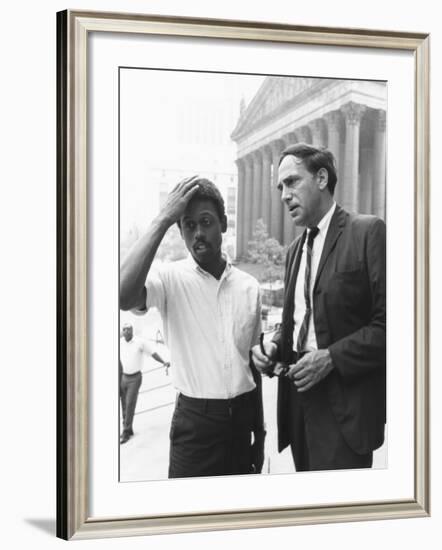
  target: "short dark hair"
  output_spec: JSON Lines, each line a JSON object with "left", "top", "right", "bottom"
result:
{"left": 177, "top": 178, "right": 226, "bottom": 227}
{"left": 279, "top": 143, "right": 338, "bottom": 195}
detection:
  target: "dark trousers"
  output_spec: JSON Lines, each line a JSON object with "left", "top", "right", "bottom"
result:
{"left": 120, "top": 371, "right": 142, "bottom": 437}
{"left": 288, "top": 381, "right": 373, "bottom": 471}
{"left": 168, "top": 391, "right": 255, "bottom": 479}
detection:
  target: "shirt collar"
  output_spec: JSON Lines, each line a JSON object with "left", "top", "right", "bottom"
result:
{"left": 186, "top": 252, "right": 232, "bottom": 280}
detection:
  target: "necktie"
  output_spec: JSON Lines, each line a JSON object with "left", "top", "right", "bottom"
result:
{"left": 296, "top": 226, "right": 319, "bottom": 352}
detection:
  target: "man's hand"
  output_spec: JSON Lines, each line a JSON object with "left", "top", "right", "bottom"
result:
{"left": 159, "top": 175, "right": 200, "bottom": 225}
{"left": 251, "top": 429, "right": 266, "bottom": 474}
{"left": 251, "top": 341, "right": 278, "bottom": 376}
{"left": 287, "top": 349, "right": 334, "bottom": 392}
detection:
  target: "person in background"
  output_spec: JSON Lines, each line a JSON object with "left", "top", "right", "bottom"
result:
{"left": 120, "top": 322, "right": 169, "bottom": 444}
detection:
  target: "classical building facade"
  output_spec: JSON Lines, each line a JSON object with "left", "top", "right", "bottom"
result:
{"left": 231, "top": 77, "right": 387, "bottom": 258}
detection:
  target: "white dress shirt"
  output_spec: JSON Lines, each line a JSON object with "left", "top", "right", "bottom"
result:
{"left": 120, "top": 336, "right": 155, "bottom": 375}
{"left": 293, "top": 202, "right": 336, "bottom": 352}
{"left": 138, "top": 256, "right": 261, "bottom": 399}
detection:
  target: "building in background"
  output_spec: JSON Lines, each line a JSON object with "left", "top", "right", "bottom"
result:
{"left": 153, "top": 95, "right": 241, "bottom": 258}
{"left": 232, "top": 77, "right": 387, "bottom": 259}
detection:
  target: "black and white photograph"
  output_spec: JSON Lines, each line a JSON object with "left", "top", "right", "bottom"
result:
{"left": 52, "top": 7, "right": 430, "bottom": 542}
{"left": 118, "top": 68, "right": 387, "bottom": 482}
{"left": 1, "top": 0, "right": 437, "bottom": 543}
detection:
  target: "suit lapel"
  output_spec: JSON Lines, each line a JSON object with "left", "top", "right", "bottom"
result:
{"left": 287, "top": 231, "right": 306, "bottom": 300}
{"left": 279, "top": 231, "right": 306, "bottom": 361}
{"left": 314, "top": 205, "right": 346, "bottom": 290}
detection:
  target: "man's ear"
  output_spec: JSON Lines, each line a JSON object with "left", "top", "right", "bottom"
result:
{"left": 221, "top": 215, "right": 228, "bottom": 233}
{"left": 316, "top": 167, "right": 329, "bottom": 191}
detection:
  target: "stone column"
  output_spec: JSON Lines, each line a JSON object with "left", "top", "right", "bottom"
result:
{"left": 235, "top": 158, "right": 245, "bottom": 260}
{"left": 261, "top": 146, "right": 272, "bottom": 234}
{"left": 270, "top": 140, "right": 285, "bottom": 243}
{"left": 359, "top": 146, "right": 373, "bottom": 214}
{"left": 324, "top": 110, "right": 342, "bottom": 204}
{"left": 324, "top": 110, "right": 341, "bottom": 167}
{"left": 280, "top": 129, "right": 311, "bottom": 245}
{"left": 309, "top": 118, "right": 326, "bottom": 147}
{"left": 280, "top": 133, "right": 299, "bottom": 245}
{"left": 341, "top": 102, "right": 366, "bottom": 213}
{"left": 282, "top": 131, "right": 297, "bottom": 149}
{"left": 250, "top": 150, "right": 263, "bottom": 241}
{"left": 372, "top": 109, "right": 387, "bottom": 220}
{"left": 242, "top": 155, "right": 253, "bottom": 256}
{"left": 295, "top": 126, "right": 312, "bottom": 145}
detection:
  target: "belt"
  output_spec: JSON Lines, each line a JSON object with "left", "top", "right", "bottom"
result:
{"left": 177, "top": 390, "right": 254, "bottom": 414}
{"left": 122, "top": 370, "right": 141, "bottom": 377}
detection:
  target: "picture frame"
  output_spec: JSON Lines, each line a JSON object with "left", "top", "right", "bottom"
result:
{"left": 56, "top": 9, "right": 430, "bottom": 540}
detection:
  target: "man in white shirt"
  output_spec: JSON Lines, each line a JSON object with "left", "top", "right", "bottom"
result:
{"left": 120, "top": 178, "right": 264, "bottom": 477}
{"left": 252, "top": 143, "right": 386, "bottom": 472}
{"left": 120, "top": 322, "right": 169, "bottom": 444}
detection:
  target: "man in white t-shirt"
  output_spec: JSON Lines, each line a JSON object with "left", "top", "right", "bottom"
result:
{"left": 120, "top": 322, "right": 169, "bottom": 444}
{"left": 120, "top": 178, "right": 264, "bottom": 477}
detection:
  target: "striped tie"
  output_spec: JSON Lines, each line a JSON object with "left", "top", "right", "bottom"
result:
{"left": 296, "top": 226, "right": 319, "bottom": 352}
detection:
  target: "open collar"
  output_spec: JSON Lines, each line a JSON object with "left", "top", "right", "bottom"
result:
{"left": 186, "top": 252, "right": 232, "bottom": 281}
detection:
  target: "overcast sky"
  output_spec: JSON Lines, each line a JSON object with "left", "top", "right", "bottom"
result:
{"left": 119, "top": 69, "right": 265, "bottom": 236}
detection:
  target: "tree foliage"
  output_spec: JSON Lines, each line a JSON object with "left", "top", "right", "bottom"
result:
{"left": 156, "top": 224, "right": 187, "bottom": 262}
{"left": 247, "top": 219, "right": 286, "bottom": 283}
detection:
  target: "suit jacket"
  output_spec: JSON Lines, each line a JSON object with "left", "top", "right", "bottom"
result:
{"left": 273, "top": 205, "right": 386, "bottom": 455}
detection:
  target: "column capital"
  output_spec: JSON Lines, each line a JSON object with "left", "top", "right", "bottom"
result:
{"left": 251, "top": 149, "right": 263, "bottom": 161}
{"left": 323, "top": 110, "right": 342, "bottom": 130}
{"left": 239, "top": 155, "right": 253, "bottom": 178}
{"left": 341, "top": 102, "right": 366, "bottom": 126}
{"left": 261, "top": 144, "right": 273, "bottom": 160}
{"left": 375, "top": 109, "right": 387, "bottom": 131}
{"left": 242, "top": 153, "right": 254, "bottom": 167}
{"left": 269, "top": 139, "right": 286, "bottom": 156}
{"left": 295, "top": 125, "right": 312, "bottom": 143}
{"left": 282, "top": 131, "right": 297, "bottom": 147}
{"left": 308, "top": 118, "right": 326, "bottom": 146}
{"left": 308, "top": 118, "right": 325, "bottom": 133}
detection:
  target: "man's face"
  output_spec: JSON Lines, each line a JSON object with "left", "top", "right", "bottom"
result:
{"left": 122, "top": 325, "right": 133, "bottom": 341}
{"left": 179, "top": 199, "right": 226, "bottom": 267}
{"left": 277, "top": 155, "right": 323, "bottom": 227}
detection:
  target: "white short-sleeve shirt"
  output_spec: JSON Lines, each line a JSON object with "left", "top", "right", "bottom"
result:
{"left": 120, "top": 336, "right": 155, "bottom": 375}
{"left": 136, "top": 257, "right": 262, "bottom": 399}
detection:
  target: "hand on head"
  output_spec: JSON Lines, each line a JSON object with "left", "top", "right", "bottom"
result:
{"left": 159, "top": 176, "right": 200, "bottom": 225}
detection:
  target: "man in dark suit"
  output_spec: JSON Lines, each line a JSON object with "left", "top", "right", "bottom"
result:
{"left": 252, "top": 143, "right": 386, "bottom": 471}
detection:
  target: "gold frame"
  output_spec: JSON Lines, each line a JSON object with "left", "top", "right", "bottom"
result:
{"left": 56, "top": 9, "right": 430, "bottom": 540}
